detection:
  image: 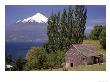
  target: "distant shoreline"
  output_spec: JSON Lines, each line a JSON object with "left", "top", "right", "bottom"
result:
{"left": 5, "top": 41, "right": 44, "bottom": 58}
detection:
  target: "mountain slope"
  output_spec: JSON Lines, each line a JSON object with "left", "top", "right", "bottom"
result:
{"left": 16, "top": 13, "right": 48, "bottom": 23}
{"left": 6, "top": 13, "right": 48, "bottom": 42}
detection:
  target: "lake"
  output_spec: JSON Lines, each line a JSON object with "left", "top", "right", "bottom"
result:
{"left": 5, "top": 42, "right": 43, "bottom": 58}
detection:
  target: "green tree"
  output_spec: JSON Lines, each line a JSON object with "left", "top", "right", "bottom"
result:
{"left": 99, "top": 27, "right": 106, "bottom": 49}
{"left": 47, "top": 51, "right": 64, "bottom": 69}
{"left": 67, "top": 6, "right": 74, "bottom": 46}
{"left": 60, "top": 8, "right": 68, "bottom": 51}
{"left": 5, "top": 53, "right": 13, "bottom": 64}
{"left": 47, "top": 53, "right": 55, "bottom": 70}
{"left": 55, "top": 12, "right": 61, "bottom": 51}
{"left": 15, "top": 56, "right": 26, "bottom": 71}
{"left": 25, "top": 47, "right": 48, "bottom": 70}
{"left": 37, "top": 52, "right": 48, "bottom": 70}
{"left": 55, "top": 51, "right": 65, "bottom": 67}
{"left": 46, "top": 13, "right": 56, "bottom": 52}
{"left": 45, "top": 12, "right": 61, "bottom": 53}
{"left": 89, "top": 25, "right": 104, "bottom": 40}
{"left": 45, "top": 5, "right": 87, "bottom": 53}
{"left": 25, "top": 47, "right": 39, "bottom": 70}
{"left": 74, "top": 5, "right": 87, "bottom": 43}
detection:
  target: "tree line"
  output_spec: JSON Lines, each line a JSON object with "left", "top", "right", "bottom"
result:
{"left": 44, "top": 5, "right": 87, "bottom": 53}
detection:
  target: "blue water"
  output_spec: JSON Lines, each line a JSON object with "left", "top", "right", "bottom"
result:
{"left": 5, "top": 42, "right": 43, "bottom": 58}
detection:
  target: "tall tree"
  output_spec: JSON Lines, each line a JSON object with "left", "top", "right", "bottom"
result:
{"left": 45, "top": 5, "right": 87, "bottom": 53}
{"left": 60, "top": 8, "right": 68, "bottom": 51}
{"left": 55, "top": 12, "right": 61, "bottom": 51}
{"left": 45, "top": 13, "right": 55, "bottom": 53}
{"left": 74, "top": 5, "right": 87, "bottom": 43}
{"left": 45, "top": 12, "right": 61, "bottom": 52}
{"left": 67, "top": 6, "right": 74, "bottom": 48}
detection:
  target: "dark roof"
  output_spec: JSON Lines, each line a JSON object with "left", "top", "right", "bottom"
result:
{"left": 66, "top": 44, "right": 100, "bottom": 57}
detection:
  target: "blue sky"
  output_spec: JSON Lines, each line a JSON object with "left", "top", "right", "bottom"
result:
{"left": 5, "top": 5, "right": 106, "bottom": 29}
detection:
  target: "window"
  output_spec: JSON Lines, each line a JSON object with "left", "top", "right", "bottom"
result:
{"left": 70, "top": 63, "right": 73, "bottom": 67}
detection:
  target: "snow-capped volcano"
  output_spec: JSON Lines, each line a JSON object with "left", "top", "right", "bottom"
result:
{"left": 6, "top": 13, "right": 48, "bottom": 42}
{"left": 16, "top": 13, "right": 48, "bottom": 23}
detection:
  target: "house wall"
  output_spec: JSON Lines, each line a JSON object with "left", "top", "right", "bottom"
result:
{"left": 87, "top": 56, "right": 94, "bottom": 65}
{"left": 65, "top": 54, "right": 86, "bottom": 67}
{"left": 65, "top": 62, "right": 70, "bottom": 68}
{"left": 81, "top": 57, "right": 88, "bottom": 65}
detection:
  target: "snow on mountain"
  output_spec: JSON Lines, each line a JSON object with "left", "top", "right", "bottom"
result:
{"left": 16, "top": 13, "right": 48, "bottom": 23}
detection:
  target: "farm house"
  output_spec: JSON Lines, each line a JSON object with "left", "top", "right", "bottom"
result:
{"left": 65, "top": 44, "right": 103, "bottom": 68}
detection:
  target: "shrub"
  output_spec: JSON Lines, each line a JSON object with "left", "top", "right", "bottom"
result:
{"left": 25, "top": 47, "right": 65, "bottom": 70}
{"left": 25, "top": 47, "right": 48, "bottom": 70}
{"left": 47, "top": 51, "right": 65, "bottom": 69}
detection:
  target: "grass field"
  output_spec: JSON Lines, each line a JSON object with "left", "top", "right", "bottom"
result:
{"left": 51, "top": 63, "right": 106, "bottom": 71}
{"left": 50, "top": 40, "right": 106, "bottom": 71}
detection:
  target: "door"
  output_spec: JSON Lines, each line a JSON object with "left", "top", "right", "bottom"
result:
{"left": 70, "top": 63, "right": 73, "bottom": 67}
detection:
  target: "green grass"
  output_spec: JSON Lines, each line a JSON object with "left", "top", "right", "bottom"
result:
{"left": 50, "top": 63, "right": 106, "bottom": 71}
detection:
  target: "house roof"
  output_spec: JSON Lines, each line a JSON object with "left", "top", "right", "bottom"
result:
{"left": 65, "top": 44, "right": 100, "bottom": 57}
